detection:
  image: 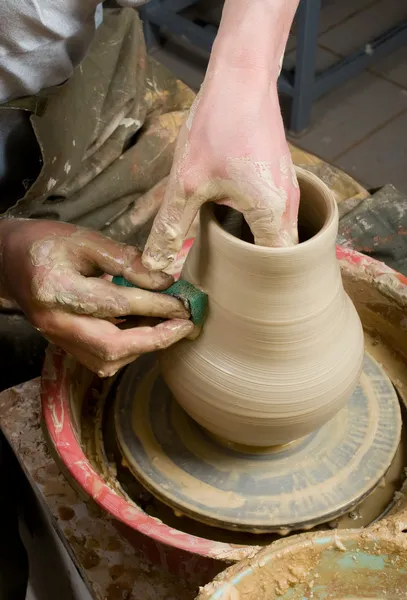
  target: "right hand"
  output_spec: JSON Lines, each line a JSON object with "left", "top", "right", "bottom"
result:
{"left": 0, "top": 219, "right": 194, "bottom": 377}
{"left": 142, "top": 68, "right": 300, "bottom": 272}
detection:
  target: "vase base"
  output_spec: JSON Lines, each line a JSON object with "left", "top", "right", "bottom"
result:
{"left": 202, "top": 431, "right": 306, "bottom": 456}
{"left": 114, "top": 352, "right": 401, "bottom": 533}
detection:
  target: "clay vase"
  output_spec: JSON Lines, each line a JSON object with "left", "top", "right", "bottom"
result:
{"left": 159, "top": 167, "right": 364, "bottom": 447}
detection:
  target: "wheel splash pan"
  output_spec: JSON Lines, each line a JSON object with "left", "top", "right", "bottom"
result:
{"left": 41, "top": 244, "right": 407, "bottom": 587}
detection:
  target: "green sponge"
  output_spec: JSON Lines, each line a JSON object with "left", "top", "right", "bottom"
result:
{"left": 112, "top": 276, "right": 208, "bottom": 327}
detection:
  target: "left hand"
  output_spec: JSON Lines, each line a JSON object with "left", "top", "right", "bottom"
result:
{"left": 0, "top": 219, "right": 193, "bottom": 377}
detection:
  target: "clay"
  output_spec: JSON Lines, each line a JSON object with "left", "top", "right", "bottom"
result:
{"left": 160, "top": 167, "right": 365, "bottom": 446}
{"left": 197, "top": 523, "right": 407, "bottom": 600}
{"left": 83, "top": 329, "right": 405, "bottom": 541}
{"left": 113, "top": 349, "right": 402, "bottom": 533}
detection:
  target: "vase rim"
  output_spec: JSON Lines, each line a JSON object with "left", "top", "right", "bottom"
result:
{"left": 205, "top": 166, "right": 338, "bottom": 255}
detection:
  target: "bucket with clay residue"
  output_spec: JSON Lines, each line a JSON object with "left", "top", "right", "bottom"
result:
{"left": 196, "top": 504, "right": 407, "bottom": 599}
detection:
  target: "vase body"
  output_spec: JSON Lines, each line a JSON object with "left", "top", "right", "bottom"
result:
{"left": 160, "top": 167, "right": 364, "bottom": 447}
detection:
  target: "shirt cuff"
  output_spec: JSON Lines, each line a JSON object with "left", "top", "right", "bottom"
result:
{"left": 117, "top": 0, "right": 151, "bottom": 6}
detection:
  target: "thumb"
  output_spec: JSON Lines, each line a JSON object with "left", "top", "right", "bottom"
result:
{"left": 142, "top": 183, "right": 210, "bottom": 271}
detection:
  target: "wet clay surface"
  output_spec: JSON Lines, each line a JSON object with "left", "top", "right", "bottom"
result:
{"left": 2, "top": 270, "right": 404, "bottom": 599}
{"left": 160, "top": 169, "right": 365, "bottom": 447}
{"left": 198, "top": 531, "right": 407, "bottom": 599}
{"left": 30, "top": 224, "right": 407, "bottom": 595}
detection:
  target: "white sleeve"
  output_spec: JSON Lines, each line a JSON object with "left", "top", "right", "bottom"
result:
{"left": 0, "top": 0, "right": 114, "bottom": 103}
{"left": 117, "top": 1, "right": 151, "bottom": 5}
{"left": 0, "top": 0, "right": 154, "bottom": 103}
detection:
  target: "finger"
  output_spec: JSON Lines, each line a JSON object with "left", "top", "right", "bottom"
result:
{"left": 142, "top": 187, "right": 189, "bottom": 271}
{"left": 54, "top": 339, "right": 138, "bottom": 378}
{"left": 142, "top": 181, "right": 218, "bottom": 271}
{"left": 48, "top": 316, "right": 153, "bottom": 376}
{"left": 103, "top": 177, "right": 169, "bottom": 241}
{"left": 71, "top": 229, "right": 174, "bottom": 290}
{"left": 95, "top": 317, "right": 195, "bottom": 359}
{"left": 44, "top": 312, "right": 194, "bottom": 369}
{"left": 219, "top": 160, "right": 300, "bottom": 247}
{"left": 241, "top": 203, "right": 298, "bottom": 248}
{"left": 45, "top": 273, "right": 190, "bottom": 319}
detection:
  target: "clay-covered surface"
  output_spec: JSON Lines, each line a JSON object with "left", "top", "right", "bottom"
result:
{"left": 41, "top": 246, "right": 407, "bottom": 570}
{"left": 159, "top": 171, "right": 365, "bottom": 448}
{"left": 197, "top": 522, "right": 407, "bottom": 599}
{"left": 38, "top": 158, "right": 407, "bottom": 587}
{"left": 114, "top": 352, "right": 401, "bottom": 533}
{"left": 6, "top": 242, "right": 403, "bottom": 598}
{"left": 0, "top": 379, "right": 197, "bottom": 600}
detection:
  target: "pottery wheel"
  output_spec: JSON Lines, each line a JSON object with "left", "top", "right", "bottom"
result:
{"left": 114, "top": 352, "right": 401, "bottom": 533}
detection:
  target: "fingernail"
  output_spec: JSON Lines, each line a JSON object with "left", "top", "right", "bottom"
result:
{"left": 149, "top": 270, "right": 172, "bottom": 281}
{"left": 147, "top": 270, "right": 173, "bottom": 287}
{"left": 186, "top": 325, "right": 201, "bottom": 340}
{"left": 172, "top": 306, "right": 190, "bottom": 320}
{"left": 142, "top": 246, "right": 175, "bottom": 271}
{"left": 142, "top": 254, "right": 171, "bottom": 271}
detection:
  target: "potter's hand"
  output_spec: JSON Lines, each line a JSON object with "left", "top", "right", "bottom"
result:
{"left": 0, "top": 220, "right": 193, "bottom": 377}
{"left": 142, "top": 82, "right": 299, "bottom": 271}
{"left": 142, "top": 0, "right": 301, "bottom": 271}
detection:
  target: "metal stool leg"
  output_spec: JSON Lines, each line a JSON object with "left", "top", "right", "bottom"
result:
{"left": 139, "top": 1, "right": 162, "bottom": 50}
{"left": 289, "top": 0, "right": 321, "bottom": 133}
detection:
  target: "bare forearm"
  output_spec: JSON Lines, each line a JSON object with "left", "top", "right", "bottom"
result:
{"left": 208, "top": 0, "right": 300, "bottom": 81}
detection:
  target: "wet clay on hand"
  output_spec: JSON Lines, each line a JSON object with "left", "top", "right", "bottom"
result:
{"left": 160, "top": 167, "right": 365, "bottom": 446}
{"left": 0, "top": 219, "right": 193, "bottom": 378}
